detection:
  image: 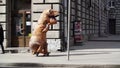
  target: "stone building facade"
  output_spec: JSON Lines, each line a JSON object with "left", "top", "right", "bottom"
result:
{"left": 0, "top": 0, "right": 109, "bottom": 51}
{"left": 108, "top": 0, "right": 120, "bottom": 34}
{"left": 0, "top": 0, "right": 7, "bottom": 47}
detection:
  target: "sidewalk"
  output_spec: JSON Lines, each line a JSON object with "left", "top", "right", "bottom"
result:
{"left": 0, "top": 35, "right": 120, "bottom": 67}
{"left": 89, "top": 35, "right": 120, "bottom": 42}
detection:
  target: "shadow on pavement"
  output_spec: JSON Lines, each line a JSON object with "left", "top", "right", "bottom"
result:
{"left": 1, "top": 63, "right": 120, "bottom": 68}
{"left": 71, "top": 41, "right": 120, "bottom": 50}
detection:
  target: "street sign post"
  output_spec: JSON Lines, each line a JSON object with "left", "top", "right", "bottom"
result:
{"left": 67, "top": 0, "right": 71, "bottom": 61}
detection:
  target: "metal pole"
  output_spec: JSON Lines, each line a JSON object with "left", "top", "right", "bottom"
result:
{"left": 67, "top": 0, "right": 71, "bottom": 61}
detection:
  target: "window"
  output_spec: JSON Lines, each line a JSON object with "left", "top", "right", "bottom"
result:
{"left": 109, "top": 1, "right": 111, "bottom": 6}
{"left": 86, "top": 0, "right": 91, "bottom": 8}
{"left": 112, "top": 1, "right": 115, "bottom": 6}
{"left": 109, "top": 1, "right": 115, "bottom": 8}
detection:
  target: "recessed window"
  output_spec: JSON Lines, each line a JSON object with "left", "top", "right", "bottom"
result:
{"left": 109, "top": 1, "right": 115, "bottom": 7}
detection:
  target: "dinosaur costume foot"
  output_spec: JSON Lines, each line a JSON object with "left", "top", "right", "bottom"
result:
{"left": 43, "top": 52, "right": 50, "bottom": 56}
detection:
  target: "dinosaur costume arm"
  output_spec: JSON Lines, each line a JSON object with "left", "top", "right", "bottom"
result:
{"left": 42, "top": 23, "right": 50, "bottom": 33}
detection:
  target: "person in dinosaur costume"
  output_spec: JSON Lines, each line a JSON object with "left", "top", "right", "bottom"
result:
{"left": 29, "top": 9, "right": 59, "bottom": 56}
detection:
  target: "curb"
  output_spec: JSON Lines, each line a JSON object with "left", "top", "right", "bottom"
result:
{"left": 1, "top": 63, "right": 120, "bottom": 68}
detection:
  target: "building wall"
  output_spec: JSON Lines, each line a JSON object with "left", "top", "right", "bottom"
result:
{"left": 115, "top": 0, "right": 120, "bottom": 34}
{"left": 69, "top": 0, "right": 108, "bottom": 41}
{"left": 108, "top": 0, "right": 120, "bottom": 35}
{"left": 0, "top": 0, "right": 7, "bottom": 48}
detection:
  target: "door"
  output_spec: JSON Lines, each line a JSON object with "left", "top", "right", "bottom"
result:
{"left": 11, "top": 10, "right": 31, "bottom": 47}
{"left": 109, "top": 19, "right": 116, "bottom": 34}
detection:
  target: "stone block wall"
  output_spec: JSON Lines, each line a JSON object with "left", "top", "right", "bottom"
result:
{"left": 0, "top": 0, "right": 7, "bottom": 47}
{"left": 31, "top": 0, "right": 62, "bottom": 51}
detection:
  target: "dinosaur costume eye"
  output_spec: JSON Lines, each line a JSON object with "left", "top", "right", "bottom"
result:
{"left": 49, "top": 9, "right": 53, "bottom": 13}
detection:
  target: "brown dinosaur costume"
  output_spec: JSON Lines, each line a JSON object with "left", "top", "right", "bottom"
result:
{"left": 29, "top": 9, "right": 59, "bottom": 56}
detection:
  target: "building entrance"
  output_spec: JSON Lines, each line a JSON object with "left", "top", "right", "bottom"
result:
{"left": 10, "top": 0, "right": 31, "bottom": 47}
{"left": 11, "top": 10, "right": 31, "bottom": 47}
{"left": 109, "top": 19, "right": 116, "bottom": 34}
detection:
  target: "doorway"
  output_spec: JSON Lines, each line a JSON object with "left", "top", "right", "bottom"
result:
{"left": 109, "top": 19, "right": 116, "bottom": 34}
{"left": 11, "top": 0, "right": 31, "bottom": 47}
{"left": 11, "top": 10, "right": 31, "bottom": 47}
